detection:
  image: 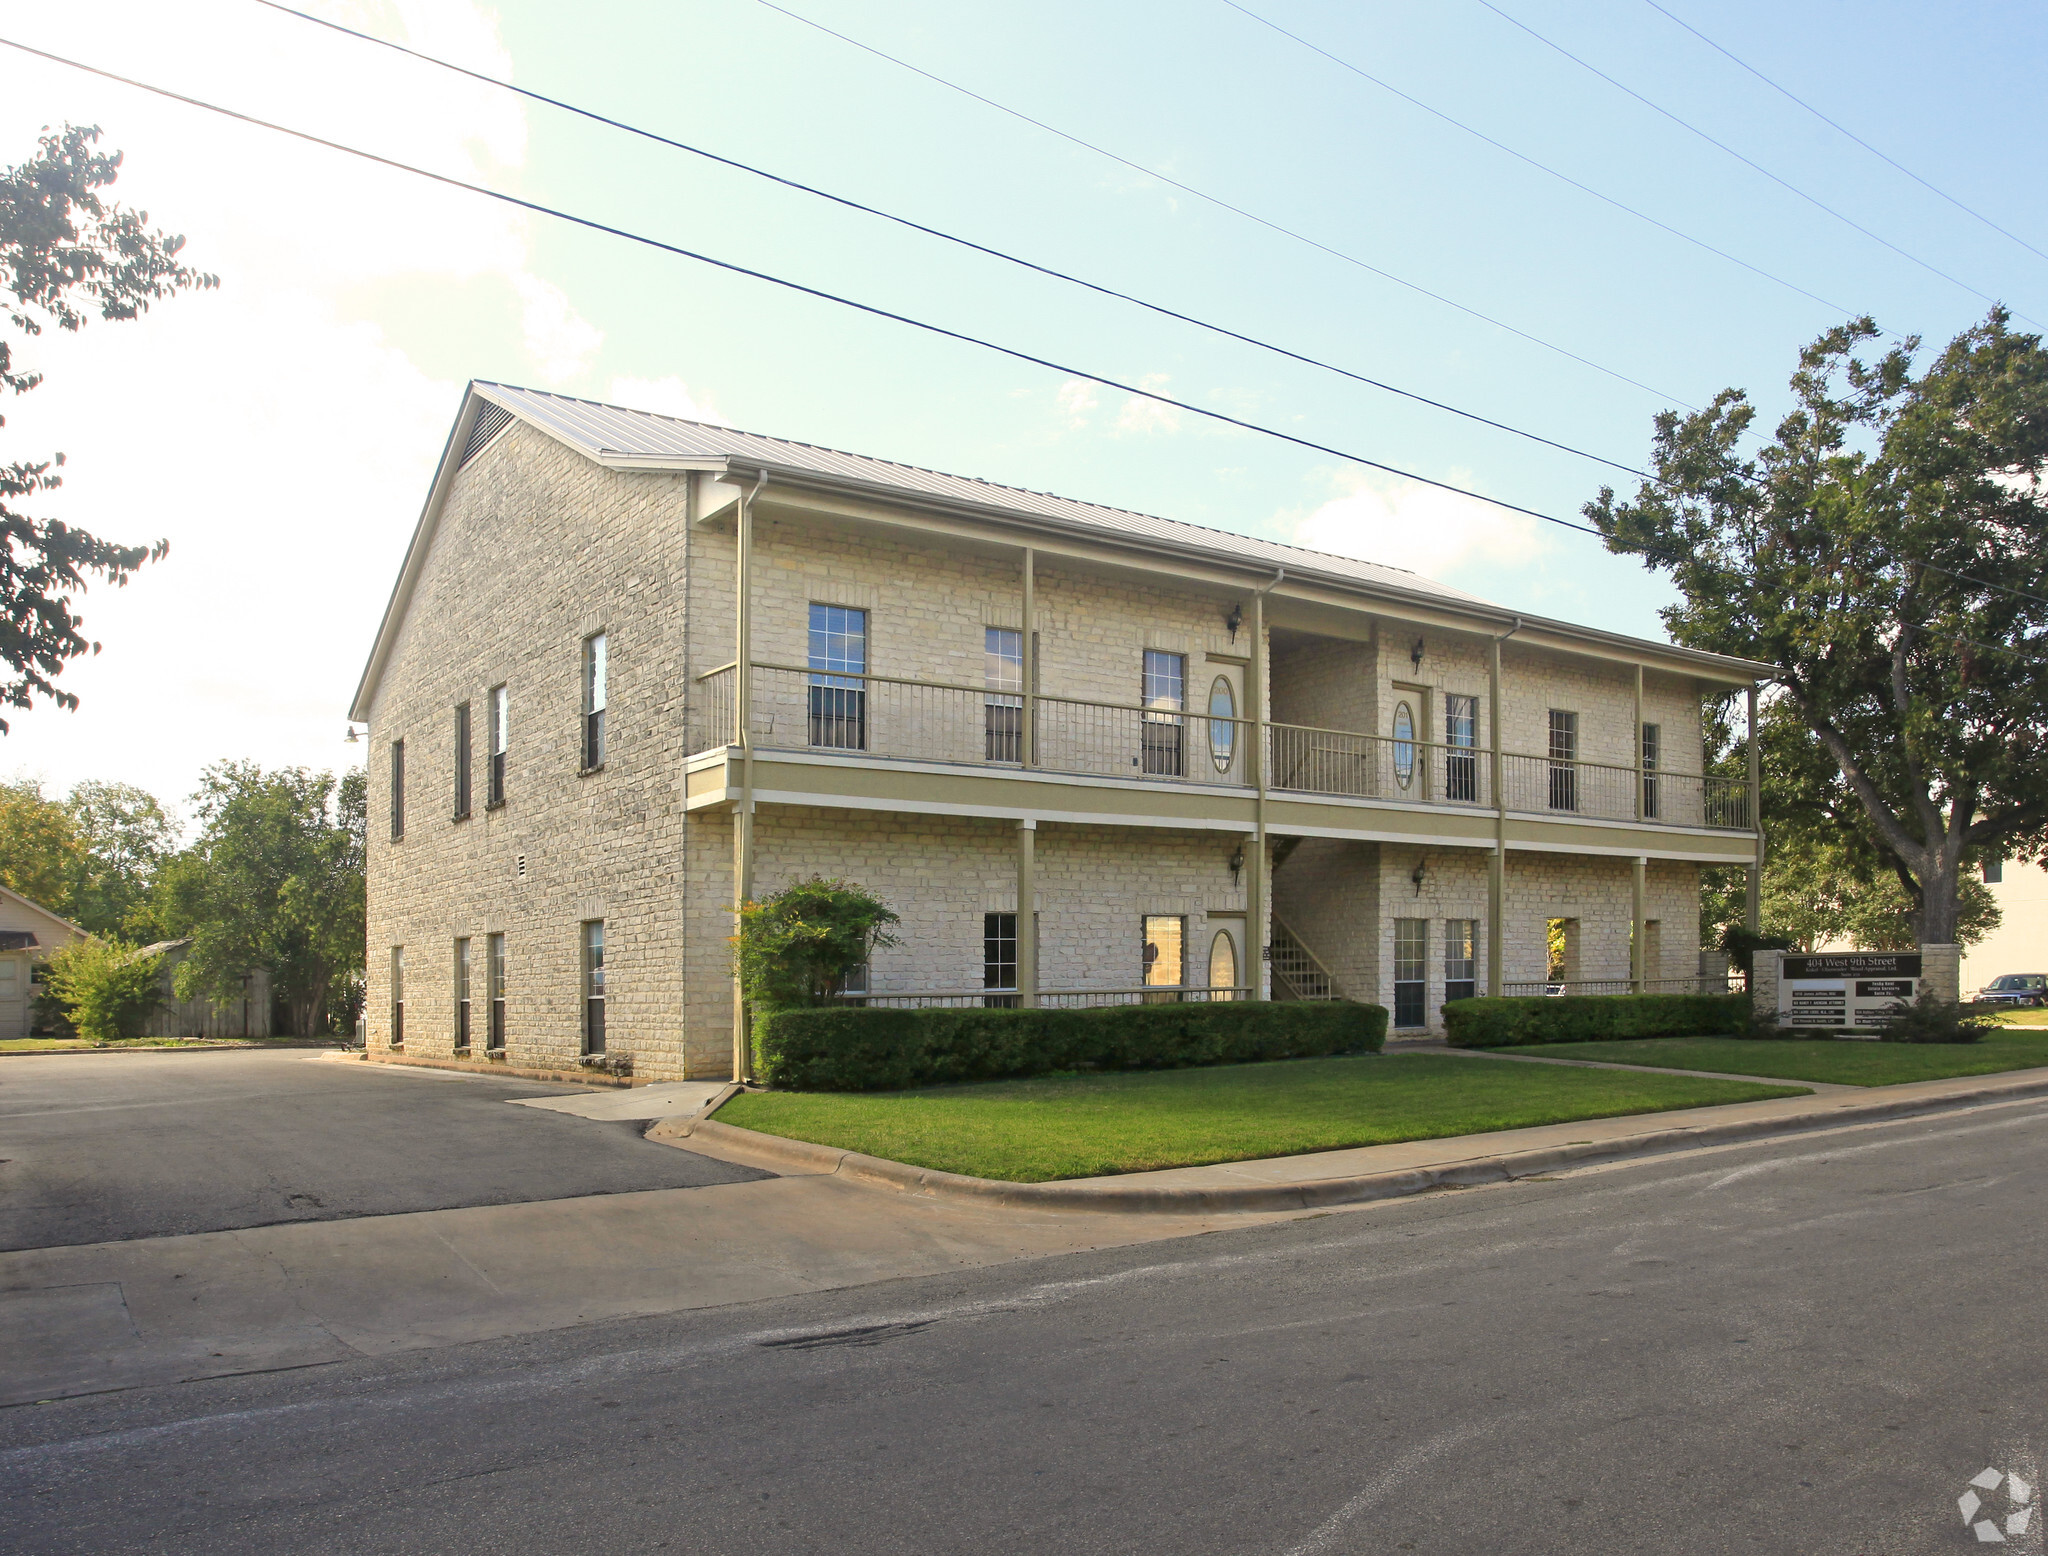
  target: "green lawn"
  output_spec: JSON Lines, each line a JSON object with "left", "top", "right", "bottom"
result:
{"left": 1507, "top": 1028, "right": 2048, "bottom": 1086}
{"left": 717, "top": 1054, "right": 1808, "bottom": 1183}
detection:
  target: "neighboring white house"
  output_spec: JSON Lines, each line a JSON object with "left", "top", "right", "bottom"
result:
{"left": 1963, "top": 861, "right": 2048, "bottom": 996}
{"left": 0, "top": 884, "right": 87, "bottom": 1040}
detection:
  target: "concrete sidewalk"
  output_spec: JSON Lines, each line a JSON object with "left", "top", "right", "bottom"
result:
{"left": 663, "top": 1066, "right": 2048, "bottom": 1212}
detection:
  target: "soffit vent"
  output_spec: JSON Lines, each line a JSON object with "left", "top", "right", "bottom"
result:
{"left": 461, "top": 402, "right": 515, "bottom": 467}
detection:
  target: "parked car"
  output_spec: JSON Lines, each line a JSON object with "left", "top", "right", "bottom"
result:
{"left": 1977, "top": 974, "right": 2048, "bottom": 1007}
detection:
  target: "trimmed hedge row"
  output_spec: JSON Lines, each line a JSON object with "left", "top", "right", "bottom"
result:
{"left": 754, "top": 999, "right": 1389, "bottom": 1092}
{"left": 1442, "top": 992, "right": 1748, "bottom": 1048}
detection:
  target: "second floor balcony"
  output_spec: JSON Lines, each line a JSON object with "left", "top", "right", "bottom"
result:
{"left": 692, "top": 663, "right": 1752, "bottom": 832}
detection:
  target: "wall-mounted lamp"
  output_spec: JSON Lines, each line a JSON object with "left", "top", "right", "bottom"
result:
{"left": 1225, "top": 603, "right": 1244, "bottom": 643}
{"left": 1228, "top": 846, "right": 1246, "bottom": 887}
{"left": 1411, "top": 855, "right": 1428, "bottom": 897}
{"left": 343, "top": 725, "right": 363, "bottom": 744}
{"left": 1410, "top": 637, "right": 1425, "bottom": 671}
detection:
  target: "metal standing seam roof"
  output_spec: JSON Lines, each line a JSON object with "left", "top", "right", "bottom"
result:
{"left": 471, "top": 382, "right": 1499, "bottom": 609}
{"left": 351, "top": 383, "right": 1773, "bottom": 720}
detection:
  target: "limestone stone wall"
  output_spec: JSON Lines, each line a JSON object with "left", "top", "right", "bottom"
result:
{"left": 728, "top": 509, "right": 1256, "bottom": 709}
{"left": 683, "top": 807, "right": 1262, "bottom": 1058}
{"left": 1271, "top": 838, "right": 1381, "bottom": 1000}
{"left": 1274, "top": 838, "right": 1702, "bottom": 1032}
{"left": 363, "top": 420, "right": 701, "bottom": 1080}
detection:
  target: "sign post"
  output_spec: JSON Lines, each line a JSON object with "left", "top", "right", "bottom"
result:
{"left": 1773, "top": 952, "right": 1922, "bottom": 1032}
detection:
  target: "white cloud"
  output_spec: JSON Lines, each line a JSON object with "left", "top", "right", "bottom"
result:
{"left": 1291, "top": 470, "right": 1549, "bottom": 578}
{"left": 1113, "top": 373, "right": 1181, "bottom": 436}
{"left": 1054, "top": 378, "right": 1098, "bottom": 428}
{"left": 516, "top": 274, "right": 604, "bottom": 380}
{"left": 0, "top": 0, "right": 613, "bottom": 805}
{"left": 606, "top": 375, "right": 726, "bottom": 425}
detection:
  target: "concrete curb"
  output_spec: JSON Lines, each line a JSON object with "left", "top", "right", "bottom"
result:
{"left": 644, "top": 1083, "right": 747, "bottom": 1137}
{"left": 651, "top": 1071, "right": 2048, "bottom": 1215}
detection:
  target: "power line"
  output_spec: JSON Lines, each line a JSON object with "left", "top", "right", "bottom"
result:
{"left": 1218, "top": 0, "right": 1874, "bottom": 326}
{"left": 1471, "top": 0, "right": 2040, "bottom": 328}
{"left": 0, "top": 33, "right": 1615, "bottom": 545}
{"left": 247, "top": 0, "right": 1652, "bottom": 480}
{"left": 251, "top": 0, "right": 2048, "bottom": 617}
{"left": 750, "top": 0, "right": 1694, "bottom": 407}
{"left": 18, "top": 35, "right": 2044, "bottom": 641}
{"left": 1640, "top": 0, "right": 2048, "bottom": 271}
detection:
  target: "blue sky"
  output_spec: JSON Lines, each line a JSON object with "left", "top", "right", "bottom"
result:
{"left": 2, "top": 0, "right": 2043, "bottom": 814}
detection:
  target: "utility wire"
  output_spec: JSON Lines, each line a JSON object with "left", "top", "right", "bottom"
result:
{"left": 248, "top": 0, "right": 1651, "bottom": 480}
{"left": 256, "top": 0, "right": 2048, "bottom": 616}
{"left": 0, "top": 33, "right": 1616, "bottom": 543}
{"left": 1471, "top": 0, "right": 2039, "bottom": 327}
{"left": 17, "top": 37, "right": 2045, "bottom": 635}
{"left": 750, "top": 0, "right": 1693, "bottom": 406}
{"left": 1640, "top": 0, "right": 2048, "bottom": 271}
{"left": 1218, "top": 0, "right": 1872, "bottom": 325}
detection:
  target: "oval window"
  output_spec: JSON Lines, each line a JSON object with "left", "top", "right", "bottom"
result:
{"left": 1209, "top": 676, "right": 1237, "bottom": 772}
{"left": 1208, "top": 929, "right": 1238, "bottom": 999}
{"left": 1393, "top": 701, "right": 1416, "bottom": 789}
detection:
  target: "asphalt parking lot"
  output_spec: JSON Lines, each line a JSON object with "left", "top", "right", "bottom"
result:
{"left": 0, "top": 1050, "right": 766, "bottom": 1251}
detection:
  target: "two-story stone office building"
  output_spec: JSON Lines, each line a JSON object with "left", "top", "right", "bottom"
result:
{"left": 352, "top": 383, "right": 1767, "bottom": 1081}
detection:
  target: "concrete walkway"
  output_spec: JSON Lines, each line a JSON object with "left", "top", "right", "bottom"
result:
{"left": 508, "top": 1080, "right": 729, "bottom": 1120}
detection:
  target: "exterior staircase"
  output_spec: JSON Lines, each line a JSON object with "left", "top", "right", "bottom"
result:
{"left": 1271, "top": 918, "right": 1342, "bottom": 1001}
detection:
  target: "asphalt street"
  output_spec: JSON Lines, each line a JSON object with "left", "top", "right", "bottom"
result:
{"left": 0, "top": 1051, "right": 764, "bottom": 1250}
{"left": 6, "top": 1097, "right": 2047, "bottom": 1554}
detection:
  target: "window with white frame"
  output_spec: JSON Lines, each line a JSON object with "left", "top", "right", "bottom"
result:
{"left": 486, "top": 932, "right": 506, "bottom": 1050}
{"left": 389, "top": 739, "right": 405, "bottom": 840}
{"left": 487, "top": 685, "right": 509, "bottom": 806}
{"left": 985, "top": 627, "right": 1023, "bottom": 762}
{"left": 390, "top": 946, "right": 405, "bottom": 1046}
{"left": 453, "top": 937, "right": 471, "bottom": 1050}
{"left": 582, "top": 921, "right": 606, "bottom": 1054}
{"left": 1393, "top": 919, "right": 1427, "bottom": 1028}
{"left": 983, "top": 912, "right": 1018, "bottom": 1008}
{"left": 1444, "top": 919, "right": 1477, "bottom": 1004}
{"left": 583, "top": 633, "right": 608, "bottom": 771}
{"left": 808, "top": 604, "right": 867, "bottom": 750}
{"left": 1141, "top": 651, "right": 1186, "bottom": 776}
{"left": 453, "top": 702, "right": 472, "bottom": 820}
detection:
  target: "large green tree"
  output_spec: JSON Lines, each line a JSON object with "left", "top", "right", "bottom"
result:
{"left": 1696, "top": 698, "right": 2000, "bottom": 953}
{"left": 154, "top": 763, "right": 364, "bottom": 1036}
{"left": 2, "top": 124, "right": 214, "bottom": 729}
{"left": 65, "top": 779, "right": 176, "bottom": 936}
{"left": 1591, "top": 310, "right": 2048, "bottom": 945}
{"left": 0, "top": 775, "right": 83, "bottom": 912}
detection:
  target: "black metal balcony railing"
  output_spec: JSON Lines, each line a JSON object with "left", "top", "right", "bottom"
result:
{"left": 686, "top": 663, "right": 1753, "bottom": 832}
{"left": 837, "top": 984, "right": 1254, "bottom": 1009}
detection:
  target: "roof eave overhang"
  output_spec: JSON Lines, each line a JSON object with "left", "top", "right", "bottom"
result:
{"left": 702, "top": 460, "right": 1774, "bottom": 686}
{"left": 350, "top": 387, "right": 1771, "bottom": 722}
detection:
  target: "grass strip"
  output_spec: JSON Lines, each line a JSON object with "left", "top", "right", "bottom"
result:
{"left": 1507, "top": 1029, "right": 2048, "bottom": 1086}
{"left": 718, "top": 1053, "right": 1806, "bottom": 1183}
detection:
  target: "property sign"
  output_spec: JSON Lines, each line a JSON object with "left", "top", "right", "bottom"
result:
{"left": 1776, "top": 953, "right": 1922, "bottom": 1030}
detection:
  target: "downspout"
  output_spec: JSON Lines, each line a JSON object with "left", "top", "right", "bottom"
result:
{"left": 1745, "top": 682, "right": 1762, "bottom": 936}
{"left": 1487, "top": 616, "right": 1523, "bottom": 997}
{"left": 731, "top": 467, "right": 767, "bottom": 1083}
{"left": 1248, "top": 568, "right": 1284, "bottom": 1000}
